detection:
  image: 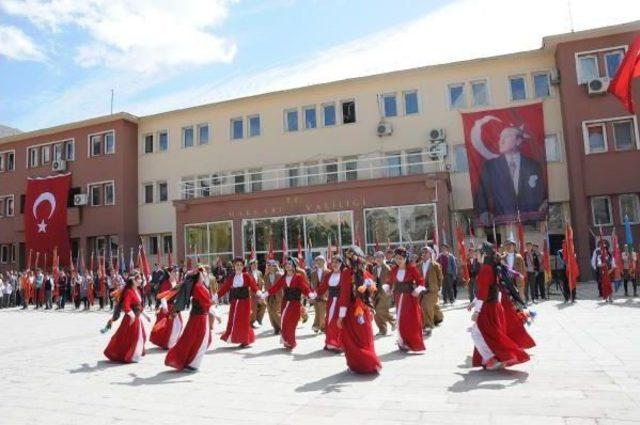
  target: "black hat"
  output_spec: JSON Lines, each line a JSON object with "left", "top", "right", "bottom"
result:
{"left": 481, "top": 241, "right": 495, "bottom": 256}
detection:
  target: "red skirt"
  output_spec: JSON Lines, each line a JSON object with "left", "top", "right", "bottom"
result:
{"left": 501, "top": 296, "right": 535, "bottom": 349}
{"left": 221, "top": 298, "right": 255, "bottom": 345}
{"left": 150, "top": 310, "right": 184, "bottom": 350}
{"left": 324, "top": 296, "right": 342, "bottom": 350}
{"left": 602, "top": 275, "right": 613, "bottom": 299}
{"left": 280, "top": 299, "right": 301, "bottom": 349}
{"left": 472, "top": 301, "right": 530, "bottom": 367}
{"left": 104, "top": 314, "right": 146, "bottom": 363}
{"left": 342, "top": 300, "right": 381, "bottom": 374}
{"left": 165, "top": 313, "right": 211, "bottom": 370}
{"left": 394, "top": 292, "right": 425, "bottom": 352}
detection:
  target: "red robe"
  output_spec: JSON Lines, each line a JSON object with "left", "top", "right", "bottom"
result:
{"left": 471, "top": 264, "right": 529, "bottom": 368}
{"left": 217, "top": 272, "right": 260, "bottom": 345}
{"left": 165, "top": 281, "right": 212, "bottom": 370}
{"left": 104, "top": 288, "right": 146, "bottom": 363}
{"left": 316, "top": 269, "right": 351, "bottom": 350}
{"left": 338, "top": 268, "right": 381, "bottom": 374}
{"left": 150, "top": 279, "right": 184, "bottom": 349}
{"left": 500, "top": 292, "right": 536, "bottom": 349}
{"left": 388, "top": 265, "right": 426, "bottom": 352}
{"left": 267, "top": 273, "right": 311, "bottom": 349}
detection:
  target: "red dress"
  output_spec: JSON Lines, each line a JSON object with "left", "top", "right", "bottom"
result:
{"left": 150, "top": 279, "right": 184, "bottom": 349}
{"left": 388, "top": 265, "right": 426, "bottom": 352}
{"left": 217, "top": 272, "right": 260, "bottom": 345}
{"left": 104, "top": 288, "right": 146, "bottom": 363}
{"left": 500, "top": 293, "right": 535, "bottom": 349}
{"left": 338, "top": 268, "right": 381, "bottom": 373}
{"left": 471, "top": 264, "right": 530, "bottom": 368}
{"left": 316, "top": 269, "right": 351, "bottom": 350}
{"left": 165, "top": 280, "right": 212, "bottom": 370}
{"left": 267, "top": 273, "right": 311, "bottom": 349}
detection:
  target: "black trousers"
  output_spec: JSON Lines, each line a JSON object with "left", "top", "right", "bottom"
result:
{"left": 58, "top": 292, "right": 66, "bottom": 309}
{"left": 623, "top": 277, "right": 638, "bottom": 296}
{"left": 468, "top": 278, "right": 477, "bottom": 302}
{"left": 536, "top": 272, "right": 546, "bottom": 300}
{"left": 559, "top": 270, "right": 576, "bottom": 302}
{"left": 595, "top": 268, "right": 603, "bottom": 297}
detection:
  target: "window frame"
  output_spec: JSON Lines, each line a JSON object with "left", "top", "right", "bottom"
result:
{"left": 88, "top": 183, "right": 102, "bottom": 207}
{"left": 532, "top": 71, "right": 552, "bottom": 98}
{"left": 104, "top": 130, "right": 116, "bottom": 154}
{"left": 508, "top": 75, "right": 528, "bottom": 101}
{"left": 544, "top": 133, "right": 562, "bottom": 163}
{"left": 576, "top": 54, "right": 599, "bottom": 84}
{"left": 284, "top": 108, "right": 299, "bottom": 132}
{"left": 403, "top": 90, "right": 420, "bottom": 115}
{"left": 583, "top": 122, "right": 608, "bottom": 154}
{"left": 157, "top": 129, "right": 169, "bottom": 152}
{"left": 247, "top": 114, "right": 261, "bottom": 137}
{"left": 41, "top": 144, "right": 51, "bottom": 165}
{"left": 380, "top": 93, "right": 398, "bottom": 118}
{"left": 182, "top": 125, "right": 195, "bottom": 148}
{"left": 582, "top": 116, "right": 639, "bottom": 154}
{"left": 230, "top": 117, "right": 244, "bottom": 140}
{"left": 604, "top": 50, "right": 624, "bottom": 78}
{"left": 157, "top": 181, "right": 168, "bottom": 203}
{"left": 89, "top": 134, "right": 102, "bottom": 157}
{"left": 28, "top": 146, "right": 39, "bottom": 168}
{"left": 470, "top": 79, "right": 489, "bottom": 107}
{"left": 142, "top": 183, "right": 154, "bottom": 204}
{"left": 143, "top": 133, "right": 154, "bottom": 154}
{"left": 447, "top": 83, "right": 466, "bottom": 109}
{"left": 591, "top": 195, "right": 613, "bottom": 226}
{"left": 611, "top": 119, "right": 636, "bottom": 151}
{"left": 65, "top": 140, "right": 75, "bottom": 161}
{"left": 302, "top": 106, "right": 318, "bottom": 130}
{"left": 197, "top": 123, "right": 210, "bottom": 145}
{"left": 619, "top": 193, "right": 640, "bottom": 224}
{"left": 322, "top": 102, "right": 337, "bottom": 126}
{"left": 340, "top": 99, "right": 356, "bottom": 124}
{"left": 104, "top": 181, "right": 115, "bottom": 206}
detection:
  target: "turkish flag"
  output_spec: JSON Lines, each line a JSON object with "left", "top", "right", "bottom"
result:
{"left": 25, "top": 174, "right": 71, "bottom": 268}
{"left": 609, "top": 35, "right": 640, "bottom": 114}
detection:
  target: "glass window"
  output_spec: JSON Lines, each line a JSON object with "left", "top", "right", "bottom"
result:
{"left": 185, "top": 224, "right": 208, "bottom": 257}
{"left": 90, "top": 185, "right": 102, "bottom": 206}
{"left": 365, "top": 204, "right": 436, "bottom": 252}
{"left": 344, "top": 157, "right": 358, "bottom": 181}
{"left": 406, "top": 150, "right": 423, "bottom": 174}
{"left": 578, "top": 55, "right": 599, "bottom": 84}
{"left": 198, "top": 124, "right": 209, "bottom": 145}
{"left": 399, "top": 204, "right": 435, "bottom": 248}
{"left": 304, "top": 107, "right": 317, "bottom": 129}
{"left": 286, "top": 216, "right": 305, "bottom": 249}
{"left": 248, "top": 115, "right": 261, "bottom": 137}
{"left": 182, "top": 126, "right": 194, "bottom": 148}
{"left": 233, "top": 172, "right": 245, "bottom": 194}
{"left": 286, "top": 165, "right": 299, "bottom": 187}
{"left": 365, "top": 208, "right": 400, "bottom": 247}
{"left": 208, "top": 221, "right": 233, "bottom": 255}
{"left": 249, "top": 169, "right": 262, "bottom": 192}
{"left": 198, "top": 175, "right": 211, "bottom": 197}
{"left": 158, "top": 130, "right": 168, "bottom": 151}
{"left": 28, "top": 147, "right": 38, "bottom": 168}
{"left": 253, "top": 217, "right": 285, "bottom": 252}
{"left": 533, "top": 73, "right": 551, "bottom": 98}
{"left": 285, "top": 109, "right": 298, "bottom": 132}
{"left": 454, "top": 145, "right": 469, "bottom": 172}
{"left": 182, "top": 177, "right": 195, "bottom": 200}
{"left": 306, "top": 212, "right": 340, "bottom": 249}
{"left": 592, "top": 196, "right": 612, "bottom": 225}
{"left": 509, "top": 76, "right": 527, "bottom": 101}
{"left": 545, "top": 134, "right": 561, "bottom": 162}
{"left": 325, "top": 160, "right": 338, "bottom": 183}
{"left": 586, "top": 124, "right": 607, "bottom": 154}
{"left": 448, "top": 83, "right": 465, "bottom": 108}
{"left": 404, "top": 91, "right": 419, "bottom": 115}
{"left": 105, "top": 131, "right": 115, "bottom": 154}
{"left": 323, "top": 103, "right": 336, "bottom": 126}
{"left": 158, "top": 181, "right": 168, "bottom": 202}
{"left": 148, "top": 236, "right": 159, "bottom": 256}
{"left": 471, "top": 80, "right": 488, "bottom": 106}
{"left": 305, "top": 162, "right": 320, "bottom": 186}
{"left": 65, "top": 141, "right": 74, "bottom": 160}
{"left": 0, "top": 154, "right": 4, "bottom": 172}
{"left": 144, "top": 134, "right": 154, "bottom": 154}
{"left": 341, "top": 100, "right": 356, "bottom": 124}
{"left": 619, "top": 194, "right": 640, "bottom": 223}
{"left": 163, "top": 235, "right": 173, "bottom": 255}
{"left": 5, "top": 196, "right": 14, "bottom": 216}
{"left": 42, "top": 145, "right": 51, "bottom": 164}
{"left": 385, "top": 152, "right": 402, "bottom": 177}
{"left": 382, "top": 94, "right": 397, "bottom": 117}
{"left": 604, "top": 50, "right": 624, "bottom": 78}
{"left": 612, "top": 120, "right": 636, "bottom": 151}
{"left": 7, "top": 151, "right": 15, "bottom": 170}
{"left": 104, "top": 183, "right": 114, "bottom": 205}
{"left": 143, "top": 184, "right": 154, "bottom": 204}
{"left": 53, "top": 143, "right": 63, "bottom": 161}
{"left": 91, "top": 135, "right": 102, "bottom": 156}
{"left": 548, "top": 203, "right": 565, "bottom": 233}
{"left": 231, "top": 118, "right": 244, "bottom": 140}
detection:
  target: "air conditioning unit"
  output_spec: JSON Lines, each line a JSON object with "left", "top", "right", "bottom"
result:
{"left": 73, "top": 194, "right": 88, "bottom": 206}
{"left": 429, "top": 128, "right": 446, "bottom": 142}
{"left": 376, "top": 121, "right": 393, "bottom": 137}
{"left": 52, "top": 160, "right": 67, "bottom": 172}
{"left": 587, "top": 77, "right": 610, "bottom": 96}
{"left": 427, "top": 141, "right": 448, "bottom": 160}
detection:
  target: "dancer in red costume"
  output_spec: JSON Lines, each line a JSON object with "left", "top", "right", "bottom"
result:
{"left": 263, "top": 257, "right": 315, "bottom": 350}
{"left": 315, "top": 255, "right": 350, "bottom": 352}
{"left": 336, "top": 246, "right": 381, "bottom": 374}
{"left": 165, "top": 267, "right": 212, "bottom": 371}
{"left": 214, "top": 257, "right": 262, "bottom": 347}
{"left": 103, "top": 273, "right": 147, "bottom": 363}
{"left": 150, "top": 267, "right": 183, "bottom": 350}
{"left": 469, "top": 242, "right": 530, "bottom": 370}
{"left": 386, "top": 247, "right": 426, "bottom": 352}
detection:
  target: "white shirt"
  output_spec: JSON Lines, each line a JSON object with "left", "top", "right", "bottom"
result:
{"left": 328, "top": 272, "right": 341, "bottom": 286}
{"left": 232, "top": 273, "right": 244, "bottom": 288}
{"left": 316, "top": 268, "right": 323, "bottom": 282}
{"left": 504, "top": 152, "right": 521, "bottom": 194}
{"left": 397, "top": 269, "right": 406, "bottom": 282}
{"left": 285, "top": 275, "right": 293, "bottom": 286}
{"left": 421, "top": 260, "right": 431, "bottom": 277}
{"left": 506, "top": 253, "right": 515, "bottom": 269}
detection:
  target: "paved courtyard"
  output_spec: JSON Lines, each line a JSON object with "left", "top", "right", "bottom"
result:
{"left": 1, "top": 283, "right": 639, "bottom": 425}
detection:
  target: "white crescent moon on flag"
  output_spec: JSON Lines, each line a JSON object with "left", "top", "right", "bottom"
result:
{"left": 32, "top": 192, "right": 56, "bottom": 219}
{"left": 470, "top": 115, "right": 501, "bottom": 160}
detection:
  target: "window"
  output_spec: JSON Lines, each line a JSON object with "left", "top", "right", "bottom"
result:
{"left": 158, "top": 130, "right": 168, "bottom": 151}
{"left": 158, "top": 181, "right": 168, "bottom": 202}
{"left": 198, "top": 124, "right": 209, "bottom": 145}
{"left": 10, "top": 243, "right": 16, "bottom": 263}
{"left": 0, "top": 195, "right": 15, "bottom": 217}
{"left": 0, "top": 154, "right": 3, "bottom": 172}
{"left": 143, "top": 134, "right": 154, "bottom": 154}
{"left": 233, "top": 172, "right": 245, "bottom": 194}
{"left": 182, "top": 177, "right": 195, "bottom": 200}
{"left": 591, "top": 196, "right": 612, "bottom": 226}
{"left": 323, "top": 103, "right": 336, "bottom": 126}
{"left": 42, "top": 145, "right": 51, "bottom": 164}
{"left": 604, "top": 50, "right": 624, "bottom": 78}
{"left": 163, "top": 235, "right": 173, "bottom": 255}
{"left": 89, "top": 184, "right": 102, "bottom": 206}
{"left": 286, "top": 165, "right": 299, "bottom": 187}
{"left": 185, "top": 221, "right": 233, "bottom": 264}
{"left": 619, "top": 194, "right": 640, "bottom": 224}
{"left": 344, "top": 157, "right": 358, "bottom": 181}
{"left": 381, "top": 94, "right": 397, "bottom": 117}
{"left": 198, "top": 175, "right": 210, "bottom": 197}
{"left": 104, "top": 131, "right": 115, "bottom": 154}
{"left": 406, "top": 150, "right": 423, "bottom": 175}
{"left": 305, "top": 162, "right": 320, "bottom": 185}
{"left": 65, "top": 140, "right": 75, "bottom": 160}
{"left": 143, "top": 183, "right": 154, "bottom": 204}
{"left": 533, "top": 72, "right": 551, "bottom": 98}
{"left": 148, "top": 236, "right": 159, "bottom": 256}
{"left": 453, "top": 145, "right": 469, "bottom": 172}
{"left": 0, "top": 245, "right": 7, "bottom": 263}
{"left": 341, "top": 100, "right": 356, "bottom": 124}
{"left": 104, "top": 182, "right": 115, "bottom": 205}
{"left": 248, "top": 115, "right": 261, "bottom": 137}
{"left": 182, "top": 126, "right": 194, "bottom": 148}
{"left": 249, "top": 169, "right": 262, "bottom": 192}
{"left": 585, "top": 123, "right": 607, "bottom": 154}
{"left": 231, "top": 118, "right": 244, "bottom": 140}
{"left": 7, "top": 151, "right": 15, "bottom": 170}
{"left": 545, "top": 134, "right": 561, "bottom": 162}
{"left": 578, "top": 55, "right": 599, "bottom": 84}
{"left": 28, "top": 147, "right": 38, "bottom": 168}
{"left": 404, "top": 91, "right": 419, "bottom": 115}
{"left": 448, "top": 83, "right": 465, "bottom": 109}
{"left": 324, "top": 160, "right": 338, "bottom": 183}
{"left": 53, "top": 143, "right": 63, "bottom": 161}
{"left": 471, "top": 80, "right": 488, "bottom": 106}
{"left": 285, "top": 109, "right": 298, "bottom": 132}
{"left": 91, "top": 135, "right": 102, "bottom": 156}
{"left": 364, "top": 203, "right": 436, "bottom": 252}
{"left": 612, "top": 120, "right": 636, "bottom": 151}
{"left": 303, "top": 107, "right": 317, "bottom": 129}
{"left": 509, "top": 76, "right": 527, "bottom": 101}
{"left": 386, "top": 152, "right": 402, "bottom": 177}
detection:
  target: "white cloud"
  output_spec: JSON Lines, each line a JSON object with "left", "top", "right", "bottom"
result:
{"left": 1, "top": 0, "right": 237, "bottom": 72}
{"left": 0, "top": 25, "right": 45, "bottom": 61}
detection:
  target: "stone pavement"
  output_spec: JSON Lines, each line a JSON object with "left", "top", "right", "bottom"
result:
{"left": 0, "top": 283, "right": 639, "bottom": 425}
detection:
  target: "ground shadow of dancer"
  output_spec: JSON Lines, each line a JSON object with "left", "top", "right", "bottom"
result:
{"left": 68, "top": 360, "right": 125, "bottom": 374}
{"left": 295, "top": 370, "right": 378, "bottom": 394}
{"left": 112, "top": 371, "right": 194, "bottom": 386}
{"left": 448, "top": 369, "right": 528, "bottom": 393}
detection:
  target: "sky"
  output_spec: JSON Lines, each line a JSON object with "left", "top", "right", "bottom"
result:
{"left": 1, "top": 0, "right": 639, "bottom": 132}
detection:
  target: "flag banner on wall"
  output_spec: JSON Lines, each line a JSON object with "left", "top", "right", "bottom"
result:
{"left": 24, "top": 173, "right": 71, "bottom": 268}
{"left": 462, "top": 103, "right": 548, "bottom": 225}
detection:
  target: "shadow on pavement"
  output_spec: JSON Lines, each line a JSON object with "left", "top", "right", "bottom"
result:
{"left": 68, "top": 360, "right": 125, "bottom": 374}
{"left": 448, "top": 369, "right": 529, "bottom": 393}
{"left": 457, "top": 355, "right": 473, "bottom": 369}
{"left": 112, "top": 371, "right": 193, "bottom": 386}
{"left": 292, "top": 349, "right": 337, "bottom": 361}
{"left": 296, "top": 370, "right": 378, "bottom": 394}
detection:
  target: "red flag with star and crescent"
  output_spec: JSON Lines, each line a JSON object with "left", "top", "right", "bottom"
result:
{"left": 24, "top": 174, "right": 71, "bottom": 268}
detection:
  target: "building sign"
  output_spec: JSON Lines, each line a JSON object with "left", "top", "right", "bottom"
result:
{"left": 228, "top": 195, "right": 367, "bottom": 219}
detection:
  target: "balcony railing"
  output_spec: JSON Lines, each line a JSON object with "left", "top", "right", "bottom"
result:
{"left": 178, "top": 149, "right": 445, "bottom": 200}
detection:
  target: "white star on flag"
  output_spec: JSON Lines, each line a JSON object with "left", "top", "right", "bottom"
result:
{"left": 37, "top": 219, "right": 47, "bottom": 233}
